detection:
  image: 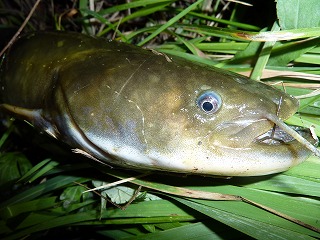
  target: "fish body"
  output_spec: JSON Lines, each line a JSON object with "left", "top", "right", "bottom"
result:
{"left": 0, "top": 31, "right": 318, "bottom": 176}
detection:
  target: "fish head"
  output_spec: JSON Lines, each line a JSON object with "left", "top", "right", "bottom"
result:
{"left": 189, "top": 70, "right": 298, "bottom": 148}
{"left": 145, "top": 61, "right": 318, "bottom": 176}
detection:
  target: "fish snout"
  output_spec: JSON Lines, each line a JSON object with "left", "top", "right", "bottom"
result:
{"left": 207, "top": 90, "right": 300, "bottom": 150}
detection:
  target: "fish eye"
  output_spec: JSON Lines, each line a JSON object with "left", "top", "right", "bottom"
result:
{"left": 197, "top": 91, "right": 221, "bottom": 114}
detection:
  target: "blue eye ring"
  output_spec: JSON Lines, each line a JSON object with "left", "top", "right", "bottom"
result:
{"left": 197, "top": 91, "right": 222, "bottom": 114}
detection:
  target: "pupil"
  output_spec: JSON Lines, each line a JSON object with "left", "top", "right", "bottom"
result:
{"left": 202, "top": 101, "right": 214, "bottom": 112}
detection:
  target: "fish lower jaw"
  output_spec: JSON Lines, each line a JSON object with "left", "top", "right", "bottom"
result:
{"left": 255, "top": 126, "right": 298, "bottom": 145}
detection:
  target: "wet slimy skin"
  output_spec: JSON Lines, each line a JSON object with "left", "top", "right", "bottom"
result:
{"left": 0, "top": 31, "right": 318, "bottom": 176}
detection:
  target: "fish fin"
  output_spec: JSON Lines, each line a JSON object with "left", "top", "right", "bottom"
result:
{"left": 0, "top": 103, "right": 59, "bottom": 139}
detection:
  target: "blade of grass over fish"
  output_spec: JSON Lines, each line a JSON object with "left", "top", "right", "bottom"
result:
{"left": 286, "top": 115, "right": 320, "bottom": 136}
{"left": 265, "top": 113, "right": 320, "bottom": 157}
{"left": 137, "top": 0, "right": 205, "bottom": 46}
{"left": 250, "top": 22, "right": 279, "bottom": 80}
{"left": 172, "top": 197, "right": 318, "bottom": 240}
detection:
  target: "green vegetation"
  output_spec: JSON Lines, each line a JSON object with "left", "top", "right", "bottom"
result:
{"left": 0, "top": 0, "right": 319, "bottom": 239}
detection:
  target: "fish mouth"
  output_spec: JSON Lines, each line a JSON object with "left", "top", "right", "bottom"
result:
{"left": 213, "top": 113, "right": 319, "bottom": 156}
{"left": 262, "top": 113, "right": 319, "bottom": 155}
{"left": 255, "top": 125, "right": 315, "bottom": 145}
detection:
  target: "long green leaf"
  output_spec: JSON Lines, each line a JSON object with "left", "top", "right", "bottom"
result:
{"left": 174, "top": 197, "right": 318, "bottom": 240}
{"left": 138, "top": 0, "right": 205, "bottom": 46}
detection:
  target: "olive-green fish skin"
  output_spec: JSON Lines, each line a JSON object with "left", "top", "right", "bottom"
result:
{"left": 0, "top": 31, "right": 317, "bottom": 176}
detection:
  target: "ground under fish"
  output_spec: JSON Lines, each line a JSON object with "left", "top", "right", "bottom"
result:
{"left": 0, "top": 31, "right": 319, "bottom": 176}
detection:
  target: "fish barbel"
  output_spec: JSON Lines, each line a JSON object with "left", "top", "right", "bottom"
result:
{"left": 0, "top": 31, "right": 318, "bottom": 176}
